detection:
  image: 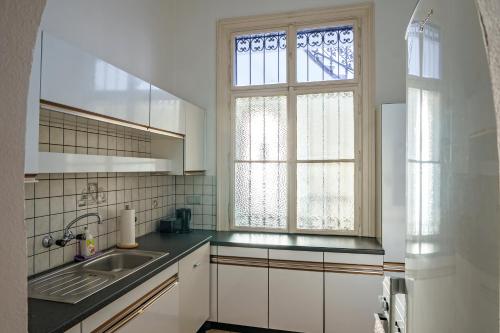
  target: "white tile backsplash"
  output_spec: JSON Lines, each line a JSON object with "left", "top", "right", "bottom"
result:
{"left": 26, "top": 109, "right": 217, "bottom": 276}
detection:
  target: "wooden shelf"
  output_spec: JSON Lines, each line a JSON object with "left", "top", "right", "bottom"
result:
{"left": 38, "top": 152, "right": 172, "bottom": 173}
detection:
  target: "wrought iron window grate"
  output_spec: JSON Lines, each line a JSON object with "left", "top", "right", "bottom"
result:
{"left": 234, "top": 25, "right": 355, "bottom": 86}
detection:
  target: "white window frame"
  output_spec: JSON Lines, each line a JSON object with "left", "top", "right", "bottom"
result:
{"left": 217, "top": 4, "right": 375, "bottom": 236}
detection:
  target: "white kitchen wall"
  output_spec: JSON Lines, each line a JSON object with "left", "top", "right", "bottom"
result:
{"left": 170, "top": 0, "right": 418, "bottom": 175}
{"left": 40, "top": 0, "right": 418, "bottom": 176}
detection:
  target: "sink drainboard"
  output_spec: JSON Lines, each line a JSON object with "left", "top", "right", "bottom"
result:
{"left": 28, "top": 249, "right": 166, "bottom": 304}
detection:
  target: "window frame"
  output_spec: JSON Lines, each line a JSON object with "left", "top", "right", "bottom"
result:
{"left": 217, "top": 4, "right": 375, "bottom": 236}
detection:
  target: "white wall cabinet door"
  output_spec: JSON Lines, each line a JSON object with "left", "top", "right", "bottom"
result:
{"left": 179, "top": 243, "right": 210, "bottom": 333}
{"left": 25, "top": 29, "right": 42, "bottom": 174}
{"left": 183, "top": 101, "right": 206, "bottom": 172}
{"left": 41, "top": 33, "right": 150, "bottom": 127}
{"left": 117, "top": 282, "right": 179, "bottom": 333}
{"left": 325, "top": 272, "right": 383, "bottom": 333}
{"left": 150, "top": 85, "right": 185, "bottom": 135}
{"left": 218, "top": 265, "right": 268, "bottom": 328}
{"left": 269, "top": 268, "right": 323, "bottom": 333}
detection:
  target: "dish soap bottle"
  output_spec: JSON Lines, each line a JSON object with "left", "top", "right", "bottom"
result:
{"left": 80, "top": 227, "right": 96, "bottom": 257}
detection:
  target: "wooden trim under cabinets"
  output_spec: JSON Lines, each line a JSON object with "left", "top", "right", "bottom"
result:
{"left": 92, "top": 274, "right": 178, "bottom": 333}
{"left": 269, "top": 259, "right": 323, "bottom": 272}
{"left": 40, "top": 99, "right": 185, "bottom": 139}
{"left": 324, "top": 263, "right": 383, "bottom": 276}
{"left": 383, "top": 262, "right": 405, "bottom": 273}
{"left": 212, "top": 255, "right": 386, "bottom": 275}
{"left": 211, "top": 255, "right": 268, "bottom": 268}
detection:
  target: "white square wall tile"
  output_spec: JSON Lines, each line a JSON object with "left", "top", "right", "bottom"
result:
{"left": 35, "top": 180, "right": 50, "bottom": 198}
{"left": 34, "top": 252, "right": 50, "bottom": 274}
{"left": 34, "top": 198, "right": 50, "bottom": 217}
{"left": 50, "top": 196, "right": 64, "bottom": 214}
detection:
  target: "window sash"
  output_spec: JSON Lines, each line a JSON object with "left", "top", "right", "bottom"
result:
{"left": 229, "top": 86, "right": 361, "bottom": 234}
{"left": 217, "top": 4, "right": 374, "bottom": 236}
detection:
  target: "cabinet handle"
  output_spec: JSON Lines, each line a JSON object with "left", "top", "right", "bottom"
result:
{"left": 92, "top": 276, "right": 178, "bottom": 333}
{"left": 193, "top": 263, "right": 200, "bottom": 268}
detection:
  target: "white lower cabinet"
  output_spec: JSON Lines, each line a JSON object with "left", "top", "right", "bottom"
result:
{"left": 218, "top": 264, "right": 268, "bottom": 328}
{"left": 209, "top": 246, "right": 218, "bottom": 322}
{"left": 65, "top": 323, "right": 81, "bottom": 333}
{"left": 217, "top": 247, "right": 268, "bottom": 328}
{"left": 324, "top": 253, "right": 383, "bottom": 333}
{"left": 82, "top": 263, "right": 179, "bottom": 333}
{"left": 117, "top": 282, "right": 179, "bottom": 333}
{"left": 268, "top": 249, "right": 323, "bottom": 333}
{"left": 269, "top": 268, "right": 323, "bottom": 333}
{"left": 179, "top": 243, "right": 210, "bottom": 333}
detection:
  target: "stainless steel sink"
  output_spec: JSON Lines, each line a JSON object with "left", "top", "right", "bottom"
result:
{"left": 28, "top": 249, "right": 167, "bottom": 304}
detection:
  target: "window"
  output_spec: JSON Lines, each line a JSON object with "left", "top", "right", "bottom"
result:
{"left": 218, "top": 5, "right": 374, "bottom": 235}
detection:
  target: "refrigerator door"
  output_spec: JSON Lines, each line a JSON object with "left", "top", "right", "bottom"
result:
{"left": 405, "top": 0, "right": 499, "bottom": 332}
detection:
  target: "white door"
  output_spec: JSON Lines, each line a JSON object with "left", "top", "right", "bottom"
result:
{"left": 183, "top": 101, "right": 206, "bottom": 172}
{"left": 269, "top": 268, "right": 323, "bottom": 333}
{"left": 218, "top": 265, "right": 268, "bottom": 328}
{"left": 325, "top": 272, "right": 382, "bottom": 333}
{"left": 179, "top": 243, "right": 210, "bottom": 333}
{"left": 150, "top": 85, "right": 185, "bottom": 135}
{"left": 41, "top": 33, "right": 150, "bottom": 127}
{"left": 117, "top": 282, "right": 179, "bottom": 333}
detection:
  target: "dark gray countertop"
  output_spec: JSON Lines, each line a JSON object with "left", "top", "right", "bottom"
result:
{"left": 210, "top": 231, "right": 384, "bottom": 255}
{"left": 28, "top": 231, "right": 383, "bottom": 332}
{"left": 28, "top": 232, "right": 212, "bottom": 333}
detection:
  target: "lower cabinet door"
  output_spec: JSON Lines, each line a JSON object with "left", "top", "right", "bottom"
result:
{"left": 325, "top": 272, "right": 383, "bottom": 333}
{"left": 117, "top": 282, "right": 179, "bottom": 333}
{"left": 209, "top": 262, "right": 218, "bottom": 322}
{"left": 218, "top": 265, "right": 268, "bottom": 328}
{"left": 179, "top": 243, "right": 210, "bottom": 333}
{"left": 269, "top": 268, "right": 323, "bottom": 333}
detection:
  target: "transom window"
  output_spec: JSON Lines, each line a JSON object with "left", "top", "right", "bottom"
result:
{"left": 218, "top": 5, "right": 374, "bottom": 235}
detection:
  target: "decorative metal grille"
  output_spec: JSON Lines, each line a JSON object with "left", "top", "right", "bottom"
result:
{"left": 234, "top": 31, "right": 287, "bottom": 86}
{"left": 296, "top": 25, "right": 355, "bottom": 82}
{"left": 234, "top": 25, "right": 354, "bottom": 86}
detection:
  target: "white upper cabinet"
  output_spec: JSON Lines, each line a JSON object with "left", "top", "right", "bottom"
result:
{"left": 183, "top": 101, "right": 206, "bottom": 172}
{"left": 150, "top": 85, "right": 185, "bottom": 135}
{"left": 25, "top": 30, "right": 42, "bottom": 174}
{"left": 41, "top": 33, "right": 150, "bottom": 127}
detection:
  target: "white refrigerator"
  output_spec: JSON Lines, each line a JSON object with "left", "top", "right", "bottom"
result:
{"left": 405, "top": 0, "right": 499, "bottom": 332}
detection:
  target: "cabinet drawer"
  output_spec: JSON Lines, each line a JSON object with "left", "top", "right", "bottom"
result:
{"left": 82, "top": 263, "right": 178, "bottom": 333}
{"left": 269, "top": 249, "right": 322, "bottom": 262}
{"left": 218, "top": 246, "right": 267, "bottom": 259}
{"left": 324, "top": 252, "right": 383, "bottom": 265}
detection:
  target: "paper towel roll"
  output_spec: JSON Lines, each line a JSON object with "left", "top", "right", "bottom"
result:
{"left": 119, "top": 206, "right": 136, "bottom": 247}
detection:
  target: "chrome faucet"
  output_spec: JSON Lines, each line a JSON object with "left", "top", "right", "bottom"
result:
{"left": 42, "top": 213, "right": 102, "bottom": 248}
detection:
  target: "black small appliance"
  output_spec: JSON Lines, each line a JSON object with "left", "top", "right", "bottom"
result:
{"left": 175, "top": 208, "right": 192, "bottom": 233}
{"left": 158, "top": 217, "right": 176, "bottom": 233}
